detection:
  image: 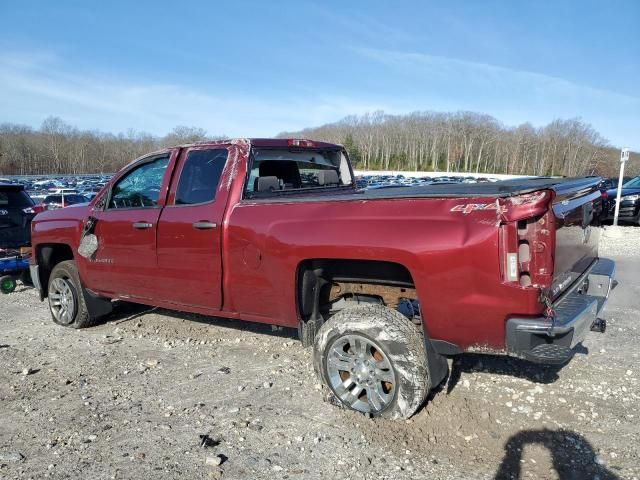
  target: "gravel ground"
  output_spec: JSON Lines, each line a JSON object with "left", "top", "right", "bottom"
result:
{"left": 1, "top": 227, "right": 639, "bottom": 480}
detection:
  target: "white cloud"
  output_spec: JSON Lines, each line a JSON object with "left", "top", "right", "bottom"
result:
{"left": 353, "top": 47, "right": 640, "bottom": 149}
{"left": 1, "top": 48, "right": 638, "bottom": 150}
{"left": 0, "top": 50, "right": 387, "bottom": 137}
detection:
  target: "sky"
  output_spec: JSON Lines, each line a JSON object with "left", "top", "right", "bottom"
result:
{"left": 0, "top": 0, "right": 638, "bottom": 149}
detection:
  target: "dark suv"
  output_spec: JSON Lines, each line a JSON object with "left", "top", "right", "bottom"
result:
{"left": 0, "top": 183, "right": 36, "bottom": 248}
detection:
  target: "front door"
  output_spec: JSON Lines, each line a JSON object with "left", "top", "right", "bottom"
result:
{"left": 156, "top": 146, "right": 230, "bottom": 310}
{"left": 83, "top": 152, "right": 174, "bottom": 299}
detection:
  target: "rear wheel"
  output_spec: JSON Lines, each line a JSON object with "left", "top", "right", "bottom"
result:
{"left": 47, "top": 260, "right": 94, "bottom": 328}
{"left": 314, "top": 304, "right": 431, "bottom": 419}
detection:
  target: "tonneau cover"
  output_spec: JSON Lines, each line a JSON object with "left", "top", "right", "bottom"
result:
{"left": 355, "top": 176, "right": 600, "bottom": 200}
{"left": 244, "top": 176, "right": 602, "bottom": 203}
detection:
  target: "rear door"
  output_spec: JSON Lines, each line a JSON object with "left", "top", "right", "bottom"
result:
{"left": 83, "top": 152, "right": 176, "bottom": 299}
{"left": 155, "top": 146, "right": 230, "bottom": 310}
{"left": 550, "top": 180, "right": 602, "bottom": 298}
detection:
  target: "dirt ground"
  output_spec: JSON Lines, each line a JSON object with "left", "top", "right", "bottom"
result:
{"left": 1, "top": 227, "right": 639, "bottom": 480}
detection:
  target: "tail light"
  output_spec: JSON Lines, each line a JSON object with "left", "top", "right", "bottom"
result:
{"left": 287, "top": 139, "right": 315, "bottom": 147}
{"left": 499, "top": 190, "right": 555, "bottom": 289}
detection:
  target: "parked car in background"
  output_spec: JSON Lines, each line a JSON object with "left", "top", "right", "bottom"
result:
{"left": 0, "top": 182, "right": 36, "bottom": 248}
{"left": 604, "top": 175, "right": 640, "bottom": 225}
{"left": 34, "top": 193, "right": 89, "bottom": 213}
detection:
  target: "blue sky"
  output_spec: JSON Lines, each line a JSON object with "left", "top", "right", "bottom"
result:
{"left": 1, "top": 0, "right": 638, "bottom": 149}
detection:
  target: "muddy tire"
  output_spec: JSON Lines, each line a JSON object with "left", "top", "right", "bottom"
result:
{"left": 47, "top": 260, "right": 94, "bottom": 329}
{"left": 313, "top": 304, "right": 431, "bottom": 419}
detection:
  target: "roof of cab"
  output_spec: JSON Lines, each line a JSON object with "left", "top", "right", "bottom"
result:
{"left": 166, "top": 138, "right": 343, "bottom": 150}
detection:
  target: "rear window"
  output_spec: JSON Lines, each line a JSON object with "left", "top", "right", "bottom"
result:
{"left": 0, "top": 189, "right": 34, "bottom": 208}
{"left": 245, "top": 149, "right": 352, "bottom": 196}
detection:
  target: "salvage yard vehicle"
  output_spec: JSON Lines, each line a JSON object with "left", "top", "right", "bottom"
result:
{"left": 29, "top": 138, "right": 615, "bottom": 419}
{"left": 603, "top": 175, "right": 640, "bottom": 225}
{"left": 0, "top": 182, "right": 36, "bottom": 249}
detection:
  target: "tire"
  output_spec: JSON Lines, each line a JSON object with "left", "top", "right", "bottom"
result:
{"left": 0, "top": 275, "right": 17, "bottom": 294}
{"left": 313, "top": 304, "right": 431, "bottom": 419}
{"left": 47, "top": 260, "right": 95, "bottom": 328}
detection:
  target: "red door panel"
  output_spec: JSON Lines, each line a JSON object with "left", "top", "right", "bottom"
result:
{"left": 80, "top": 151, "right": 177, "bottom": 299}
{"left": 155, "top": 147, "right": 230, "bottom": 310}
{"left": 86, "top": 208, "right": 162, "bottom": 298}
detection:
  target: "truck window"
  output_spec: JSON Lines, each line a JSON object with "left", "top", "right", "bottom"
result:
{"left": 175, "top": 149, "right": 228, "bottom": 205}
{"left": 108, "top": 156, "right": 169, "bottom": 209}
{"left": 245, "top": 149, "right": 353, "bottom": 196}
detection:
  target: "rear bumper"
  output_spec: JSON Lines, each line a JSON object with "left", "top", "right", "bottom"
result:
{"left": 506, "top": 258, "right": 615, "bottom": 365}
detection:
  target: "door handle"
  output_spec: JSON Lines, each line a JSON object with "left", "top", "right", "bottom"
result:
{"left": 192, "top": 221, "right": 217, "bottom": 230}
{"left": 132, "top": 222, "right": 153, "bottom": 229}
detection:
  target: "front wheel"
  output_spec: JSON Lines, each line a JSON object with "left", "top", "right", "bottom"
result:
{"left": 313, "top": 304, "right": 432, "bottom": 419}
{"left": 47, "top": 260, "right": 94, "bottom": 328}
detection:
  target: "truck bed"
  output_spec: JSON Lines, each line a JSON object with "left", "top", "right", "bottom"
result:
{"left": 247, "top": 176, "right": 601, "bottom": 203}
{"left": 357, "top": 176, "right": 600, "bottom": 199}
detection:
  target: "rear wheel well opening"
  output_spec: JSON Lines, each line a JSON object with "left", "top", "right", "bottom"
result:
{"left": 296, "top": 259, "right": 421, "bottom": 328}
{"left": 37, "top": 244, "right": 74, "bottom": 298}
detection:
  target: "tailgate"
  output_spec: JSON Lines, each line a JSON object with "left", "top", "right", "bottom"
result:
{"left": 550, "top": 179, "right": 602, "bottom": 299}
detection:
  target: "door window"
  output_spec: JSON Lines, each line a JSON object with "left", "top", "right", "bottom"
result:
{"left": 175, "top": 149, "right": 228, "bottom": 205}
{"left": 108, "top": 156, "right": 169, "bottom": 209}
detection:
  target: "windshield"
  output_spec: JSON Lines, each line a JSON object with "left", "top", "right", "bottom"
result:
{"left": 622, "top": 176, "right": 640, "bottom": 188}
{"left": 245, "top": 148, "right": 352, "bottom": 196}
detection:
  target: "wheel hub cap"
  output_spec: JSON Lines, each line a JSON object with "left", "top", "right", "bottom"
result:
{"left": 326, "top": 334, "right": 396, "bottom": 414}
{"left": 48, "top": 277, "right": 76, "bottom": 325}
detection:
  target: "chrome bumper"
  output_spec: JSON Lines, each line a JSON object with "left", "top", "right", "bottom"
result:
{"left": 506, "top": 258, "right": 615, "bottom": 365}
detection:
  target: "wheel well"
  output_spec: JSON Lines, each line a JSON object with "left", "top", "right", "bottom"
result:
{"left": 297, "top": 259, "right": 418, "bottom": 323}
{"left": 37, "top": 243, "right": 74, "bottom": 298}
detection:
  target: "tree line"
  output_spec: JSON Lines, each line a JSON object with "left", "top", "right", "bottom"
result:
{"left": 0, "top": 112, "right": 636, "bottom": 177}
{"left": 281, "top": 111, "right": 637, "bottom": 177}
{"left": 0, "top": 117, "right": 214, "bottom": 176}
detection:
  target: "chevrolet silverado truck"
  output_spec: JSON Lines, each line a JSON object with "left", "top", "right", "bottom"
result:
{"left": 29, "top": 138, "right": 615, "bottom": 419}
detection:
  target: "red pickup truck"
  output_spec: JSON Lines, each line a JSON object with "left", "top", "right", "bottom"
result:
{"left": 30, "top": 138, "right": 615, "bottom": 418}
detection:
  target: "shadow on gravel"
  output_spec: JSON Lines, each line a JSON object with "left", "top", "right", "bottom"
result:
{"left": 446, "top": 354, "right": 568, "bottom": 394}
{"left": 105, "top": 301, "right": 299, "bottom": 341}
{"left": 494, "top": 429, "right": 620, "bottom": 479}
